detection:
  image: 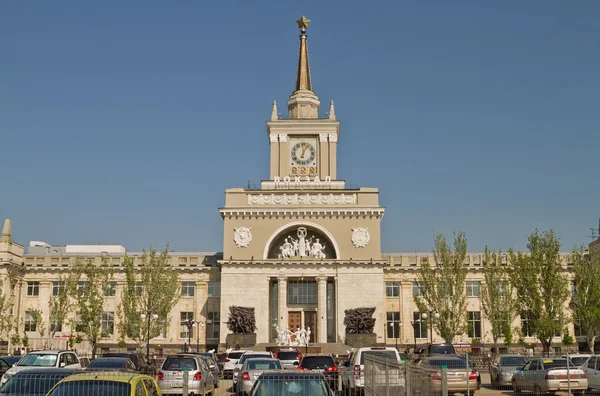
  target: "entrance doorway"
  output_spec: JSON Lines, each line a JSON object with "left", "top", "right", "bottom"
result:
{"left": 288, "top": 311, "right": 301, "bottom": 343}
{"left": 304, "top": 311, "right": 317, "bottom": 343}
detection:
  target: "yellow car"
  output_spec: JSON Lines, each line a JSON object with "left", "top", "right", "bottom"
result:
{"left": 46, "top": 371, "right": 161, "bottom": 396}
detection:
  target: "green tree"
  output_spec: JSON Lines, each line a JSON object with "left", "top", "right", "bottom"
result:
{"left": 0, "top": 291, "right": 13, "bottom": 340}
{"left": 415, "top": 231, "right": 468, "bottom": 343}
{"left": 21, "top": 332, "right": 29, "bottom": 348}
{"left": 71, "top": 257, "right": 113, "bottom": 358}
{"left": 509, "top": 229, "right": 570, "bottom": 354}
{"left": 26, "top": 308, "right": 46, "bottom": 338}
{"left": 117, "top": 245, "right": 180, "bottom": 354}
{"left": 49, "top": 272, "right": 79, "bottom": 344}
{"left": 570, "top": 246, "right": 600, "bottom": 353}
{"left": 480, "top": 247, "right": 516, "bottom": 351}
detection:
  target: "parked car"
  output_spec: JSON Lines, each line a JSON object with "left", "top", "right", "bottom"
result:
{"left": 47, "top": 371, "right": 160, "bottom": 395}
{"left": 195, "top": 354, "right": 220, "bottom": 390}
{"left": 582, "top": 355, "right": 600, "bottom": 391}
{"left": 490, "top": 354, "right": 529, "bottom": 386}
{"left": 0, "top": 368, "right": 78, "bottom": 396}
{"left": 248, "top": 371, "right": 344, "bottom": 396}
{"left": 340, "top": 347, "right": 403, "bottom": 394}
{"left": 1, "top": 350, "right": 80, "bottom": 385}
{"left": 102, "top": 352, "right": 155, "bottom": 376}
{"left": 417, "top": 355, "right": 479, "bottom": 395}
{"left": 232, "top": 351, "right": 273, "bottom": 392}
{"left": 512, "top": 357, "right": 587, "bottom": 395}
{"left": 565, "top": 354, "right": 592, "bottom": 368}
{"left": 85, "top": 357, "right": 137, "bottom": 372}
{"left": 298, "top": 355, "right": 338, "bottom": 389}
{"left": 275, "top": 349, "right": 302, "bottom": 369}
{"left": 223, "top": 350, "right": 247, "bottom": 379}
{"left": 414, "top": 343, "right": 456, "bottom": 360}
{"left": 0, "top": 357, "right": 21, "bottom": 367}
{"left": 0, "top": 359, "right": 13, "bottom": 378}
{"left": 197, "top": 352, "right": 223, "bottom": 374}
{"left": 238, "top": 357, "right": 283, "bottom": 395}
{"left": 157, "top": 354, "right": 215, "bottom": 395}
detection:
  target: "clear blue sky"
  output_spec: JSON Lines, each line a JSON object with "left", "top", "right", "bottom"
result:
{"left": 1, "top": 1, "right": 599, "bottom": 253}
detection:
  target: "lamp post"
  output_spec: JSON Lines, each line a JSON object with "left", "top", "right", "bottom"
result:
{"left": 410, "top": 321, "right": 417, "bottom": 351}
{"left": 421, "top": 311, "right": 440, "bottom": 344}
{"left": 183, "top": 320, "right": 197, "bottom": 353}
{"left": 140, "top": 312, "right": 159, "bottom": 361}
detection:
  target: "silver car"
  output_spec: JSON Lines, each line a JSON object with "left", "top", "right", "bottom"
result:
{"left": 232, "top": 351, "right": 273, "bottom": 392}
{"left": 490, "top": 354, "right": 529, "bottom": 386}
{"left": 512, "top": 357, "right": 588, "bottom": 395}
{"left": 275, "top": 349, "right": 301, "bottom": 369}
{"left": 238, "top": 358, "right": 283, "bottom": 395}
{"left": 157, "top": 354, "right": 215, "bottom": 395}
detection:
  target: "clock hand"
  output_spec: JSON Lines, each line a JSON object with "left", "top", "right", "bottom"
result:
{"left": 300, "top": 143, "right": 308, "bottom": 158}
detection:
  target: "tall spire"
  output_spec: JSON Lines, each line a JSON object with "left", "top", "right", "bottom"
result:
{"left": 2, "top": 218, "right": 11, "bottom": 239}
{"left": 287, "top": 16, "right": 320, "bottom": 119}
{"left": 295, "top": 16, "right": 312, "bottom": 92}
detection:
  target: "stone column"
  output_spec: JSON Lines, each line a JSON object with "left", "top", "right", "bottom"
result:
{"left": 317, "top": 276, "right": 328, "bottom": 343}
{"left": 195, "top": 281, "right": 208, "bottom": 348}
{"left": 277, "top": 276, "right": 287, "bottom": 330}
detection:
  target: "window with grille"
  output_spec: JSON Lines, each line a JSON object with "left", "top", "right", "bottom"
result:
{"left": 467, "top": 311, "right": 482, "bottom": 338}
{"left": 208, "top": 282, "right": 221, "bottom": 297}
{"left": 52, "top": 281, "right": 64, "bottom": 296}
{"left": 386, "top": 312, "right": 400, "bottom": 338}
{"left": 102, "top": 312, "right": 114, "bottom": 336}
{"left": 181, "top": 282, "right": 195, "bottom": 297}
{"left": 207, "top": 311, "right": 220, "bottom": 340}
{"left": 27, "top": 282, "right": 40, "bottom": 296}
{"left": 412, "top": 282, "right": 424, "bottom": 297}
{"left": 386, "top": 282, "right": 399, "bottom": 297}
{"left": 288, "top": 280, "right": 317, "bottom": 304}
{"left": 466, "top": 281, "right": 480, "bottom": 297}
{"left": 104, "top": 282, "right": 116, "bottom": 297}
{"left": 412, "top": 312, "right": 427, "bottom": 339}
{"left": 180, "top": 312, "right": 193, "bottom": 339}
{"left": 521, "top": 312, "right": 534, "bottom": 337}
{"left": 24, "top": 313, "right": 36, "bottom": 332}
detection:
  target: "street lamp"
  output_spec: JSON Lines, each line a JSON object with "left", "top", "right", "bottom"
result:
{"left": 140, "top": 312, "right": 159, "bottom": 361}
{"left": 183, "top": 320, "right": 197, "bottom": 352}
{"left": 410, "top": 321, "right": 418, "bottom": 351}
{"left": 389, "top": 321, "right": 402, "bottom": 351}
{"left": 421, "top": 311, "right": 440, "bottom": 344}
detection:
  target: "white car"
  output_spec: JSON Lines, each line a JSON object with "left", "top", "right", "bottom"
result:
{"left": 222, "top": 350, "right": 247, "bottom": 379}
{"left": 340, "top": 347, "right": 403, "bottom": 394}
{"left": 1, "top": 350, "right": 81, "bottom": 384}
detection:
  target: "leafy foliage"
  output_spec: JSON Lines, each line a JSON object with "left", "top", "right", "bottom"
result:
{"left": 70, "top": 257, "right": 113, "bottom": 358}
{"left": 117, "top": 245, "right": 180, "bottom": 351}
{"left": 480, "top": 247, "right": 516, "bottom": 350}
{"left": 570, "top": 246, "right": 600, "bottom": 353}
{"left": 509, "top": 229, "right": 570, "bottom": 354}
{"left": 49, "top": 272, "right": 79, "bottom": 343}
{"left": 415, "top": 231, "right": 468, "bottom": 343}
{"left": 26, "top": 308, "right": 46, "bottom": 338}
{"left": 0, "top": 288, "right": 13, "bottom": 340}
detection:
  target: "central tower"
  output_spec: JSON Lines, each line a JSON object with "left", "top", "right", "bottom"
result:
{"left": 219, "top": 18, "right": 386, "bottom": 348}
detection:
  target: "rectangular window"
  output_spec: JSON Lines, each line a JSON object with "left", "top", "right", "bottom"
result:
{"left": 135, "top": 282, "right": 143, "bottom": 296}
{"left": 52, "top": 281, "right": 64, "bottom": 296}
{"left": 208, "top": 282, "right": 221, "bottom": 298}
{"left": 24, "top": 313, "right": 36, "bottom": 332}
{"left": 207, "top": 311, "right": 220, "bottom": 340}
{"left": 27, "top": 282, "right": 40, "bottom": 296}
{"left": 466, "top": 281, "right": 480, "bottom": 297}
{"left": 413, "top": 312, "right": 427, "bottom": 339}
{"left": 75, "top": 313, "right": 85, "bottom": 332}
{"left": 386, "top": 312, "right": 400, "bottom": 338}
{"left": 467, "top": 311, "right": 482, "bottom": 338}
{"left": 77, "top": 281, "right": 88, "bottom": 297}
{"left": 180, "top": 312, "right": 193, "bottom": 339}
{"left": 521, "top": 312, "right": 533, "bottom": 337}
{"left": 101, "top": 312, "right": 114, "bottom": 336}
{"left": 288, "top": 280, "right": 317, "bottom": 304}
{"left": 385, "top": 282, "right": 400, "bottom": 298}
{"left": 574, "top": 318, "right": 586, "bottom": 337}
{"left": 181, "top": 282, "right": 195, "bottom": 297}
{"left": 498, "top": 281, "right": 508, "bottom": 297}
{"left": 103, "top": 282, "right": 116, "bottom": 297}
{"left": 412, "top": 282, "right": 424, "bottom": 297}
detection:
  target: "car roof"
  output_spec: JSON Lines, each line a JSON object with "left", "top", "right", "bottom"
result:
{"left": 91, "top": 357, "right": 132, "bottom": 361}
{"left": 26, "top": 350, "right": 70, "bottom": 355}
{"left": 258, "top": 371, "right": 325, "bottom": 378}
{"left": 245, "top": 357, "right": 279, "bottom": 361}
{"left": 63, "top": 371, "right": 152, "bottom": 383}
{"left": 103, "top": 352, "right": 139, "bottom": 356}
{"left": 12, "top": 368, "right": 79, "bottom": 376}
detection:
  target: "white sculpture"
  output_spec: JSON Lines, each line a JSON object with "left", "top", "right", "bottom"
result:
{"left": 306, "top": 327, "right": 312, "bottom": 344}
{"left": 297, "top": 227, "right": 308, "bottom": 257}
{"left": 233, "top": 227, "right": 252, "bottom": 248}
{"left": 351, "top": 227, "right": 370, "bottom": 248}
{"left": 299, "top": 327, "right": 307, "bottom": 345}
{"left": 274, "top": 226, "right": 331, "bottom": 259}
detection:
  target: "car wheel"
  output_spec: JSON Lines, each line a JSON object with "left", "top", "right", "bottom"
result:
{"left": 533, "top": 384, "right": 542, "bottom": 396}
{"left": 512, "top": 380, "right": 521, "bottom": 394}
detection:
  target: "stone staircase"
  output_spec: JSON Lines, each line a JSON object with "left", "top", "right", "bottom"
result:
{"left": 251, "top": 343, "right": 354, "bottom": 357}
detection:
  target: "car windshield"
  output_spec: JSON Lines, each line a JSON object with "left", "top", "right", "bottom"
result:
{"left": 87, "top": 359, "right": 127, "bottom": 368}
{"left": 541, "top": 359, "right": 568, "bottom": 369}
{"left": 430, "top": 345, "right": 455, "bottom": 354}
{"left": 17, "top": 354, "right": 58, "bottom": 367}
{"left": 239, "top": 354, "right": 270, "bottom": 365}
{"left": 360, "top": 351, "right": 397, "bottom": 365}
{"left": 0, "top": 373, "right": 68, "bottom": 395}
{"left": 500, "top": 356, "right": 529, "bottom": 366}
{"left": 252, "top": 376, "right": 330, "bottom": 396}
{"left": 47, "top": 380, "right": 130, "bottom": 396}
{"left": 162, "top": 358, "right": 197, "bottom": 371}
{"left": 428, "top": 359, "right": 469, "bottom": 368}
{"left": 277, "top": 352, "right": 298, "bottom": 360}
{"left": 227, "top": 352, "right": 244, "bottom": 360}
{"left": 300, "top": 356, "right": 335, "bottom": 369}
{"left": 570, "top": 357, "right": 590, "bottom": 366}
{"left": 244, "top": 360, "right": 282, "bottom": 370}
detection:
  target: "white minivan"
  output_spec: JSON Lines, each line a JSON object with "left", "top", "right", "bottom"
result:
{"left": 1, "top": 350, "right": 81, "bottom": 385}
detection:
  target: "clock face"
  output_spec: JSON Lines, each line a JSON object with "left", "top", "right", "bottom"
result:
{"left": 291, "top": 142, "right": 316, "bottom": 166}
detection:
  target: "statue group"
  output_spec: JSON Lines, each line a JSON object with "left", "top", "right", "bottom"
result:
{"left": 274, "top": 326, "right": 312, "bottom": 346}
{"left": 278, "top": 227, "right": 326, "bottom": 259}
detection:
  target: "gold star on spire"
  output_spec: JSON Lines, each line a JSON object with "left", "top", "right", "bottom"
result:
{"left": 296, "top": 16, "right": 310, "bottom": 29}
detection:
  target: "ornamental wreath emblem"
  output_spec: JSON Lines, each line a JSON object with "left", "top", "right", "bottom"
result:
{"left": 233, "top": 227, "right": 252, "bottom": 248}
{"left": 351, "top": 227, "right": 370, "bottom": 248}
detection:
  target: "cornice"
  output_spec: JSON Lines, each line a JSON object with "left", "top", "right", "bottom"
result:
{"left": 219, "top": 208, "right": 385, "bottom": 219}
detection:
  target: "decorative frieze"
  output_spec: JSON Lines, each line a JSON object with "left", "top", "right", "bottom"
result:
{"left": 248, "top": 193, "right": 356, "bottom": 205}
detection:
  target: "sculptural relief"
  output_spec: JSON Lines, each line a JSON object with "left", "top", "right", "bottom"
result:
{"left": 233, "top": 227, "right": 252, "bottom": 248}
{"left": 351, "top": 227, "right": 370, "bottom": 248}
{"left": 274, "top": 226, "right": 328, "bottom": 259}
